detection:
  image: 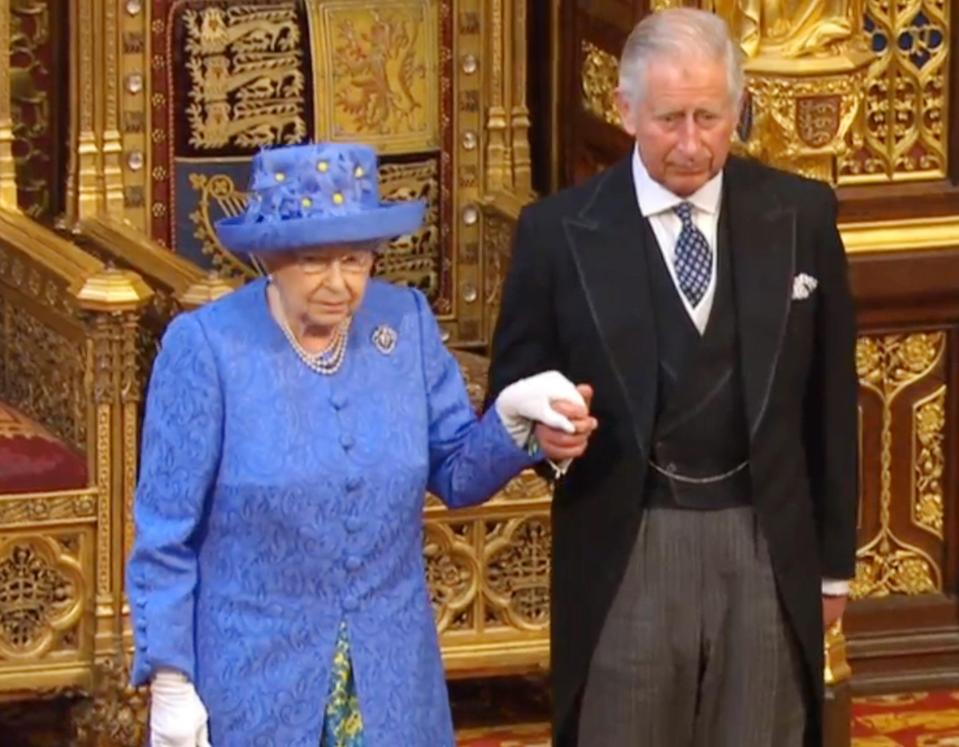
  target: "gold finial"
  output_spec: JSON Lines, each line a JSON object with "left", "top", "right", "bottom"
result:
{"left": 72, "top": 267, "right": 154, "bottom": 312}
{"left": 178, "top": 270, "right": 239, "bottom": 311}
{"left": 332, "top": 192, "right": 345, "bottom": 205}
{"left": 317, "top": 161, "right": 329, "bottom": 173}
{"left": 301, "top": 197, "right": 313, "bottom": 208}
{"left": 354, "top": 166, "right": 365, "bottom": 178}
{"left": 275, "top": 172, "right": 286, "bottom": 182}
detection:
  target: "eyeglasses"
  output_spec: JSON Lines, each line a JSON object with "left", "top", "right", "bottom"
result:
{"left": 296, "top": 251, "right": 375, "bottom": 277}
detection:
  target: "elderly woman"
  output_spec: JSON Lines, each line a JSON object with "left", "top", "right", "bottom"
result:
{"left": 127, "top": 143, "right": 593, "bottom": 747}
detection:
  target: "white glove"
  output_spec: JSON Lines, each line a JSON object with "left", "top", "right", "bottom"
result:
{"left": 149, "top": 668, "right": 211, "bottom": 747}
{"left": 495, "top": 370, "right": 586, "bottom": 448}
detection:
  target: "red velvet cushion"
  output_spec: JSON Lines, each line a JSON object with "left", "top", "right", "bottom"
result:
{"left": 0, "top": 401, "right": 88, "bottom": 493}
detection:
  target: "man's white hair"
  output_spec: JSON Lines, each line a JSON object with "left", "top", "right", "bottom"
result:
{"left": 618, "top": 8, "right": 744, "bottom": 108}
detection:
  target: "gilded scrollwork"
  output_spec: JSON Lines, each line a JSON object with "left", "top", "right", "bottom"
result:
{"left": 580, "top": 40, "right": 622, "bottom": 129}
{"left": 424, "top": 521, "right": 478, "bottom": 633}
{"left": 10, "top": 0, "right": 53, "bottom": 216}
{"left": 182, "top": 4, "right": 307, "bottom": 150}
{"left": 838, "top": 0, "right": 949, "bottom": 182}
{"left": 71, "top": 654, "right": 149, "bottom": 747}
{"left": 485, "top": 515, "right": 551, "bottom": 629}
{"left": 913, "top": 386, "right": 945, "bottom": 539}
{"left": 0, "top": 537, "right": 83, "bottom": 658}
{"left": 1, "top": 303, "right": 87, "bottom": 453}
{"left": 0, "top": 491, "right": 97, "bottom": 526}
{"left": 853, "top": 333, "right": 946, "bottom": 599}
{"left": 450, "top": 348, "right": 489, "bottom": 411}
{"left": 738, "top": 63, "right": 871, "bottom": 182}
{"left": 491, "top": 470, "right": 551, "bottom": 503}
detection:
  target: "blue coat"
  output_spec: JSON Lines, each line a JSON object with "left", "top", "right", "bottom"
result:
{"left": 127, "top": 278, "right": 536, "bottom": 746}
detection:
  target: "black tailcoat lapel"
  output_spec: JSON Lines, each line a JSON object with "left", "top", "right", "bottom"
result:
{"left": 724, "top": 159, "right": 796, "bottom": 441}
{"left": 561, "top": 159, "right": 658, "bottom": 459}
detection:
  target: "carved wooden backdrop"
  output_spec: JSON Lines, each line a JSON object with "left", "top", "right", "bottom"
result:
{"left": 535, "top": 0, "right": 959, "bottom": 692}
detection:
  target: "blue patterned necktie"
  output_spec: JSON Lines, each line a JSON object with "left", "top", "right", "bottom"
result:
{"left": 673, "top": 201, "right": 712, "bottom": 307}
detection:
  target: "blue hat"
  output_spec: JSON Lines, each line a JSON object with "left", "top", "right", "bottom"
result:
{"left": 215, "top": 143, "right": 426, "bottom": 254}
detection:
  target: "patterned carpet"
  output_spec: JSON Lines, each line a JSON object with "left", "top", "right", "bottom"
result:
{"left": 3, "top": 683, "right": 959, "bottom": 745}
{"left": 456, "top": 690, "right": 959, "bottom": 746}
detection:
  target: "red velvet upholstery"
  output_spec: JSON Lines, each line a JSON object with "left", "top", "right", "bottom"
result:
{"left": 0, "top": 401, "right": 87, "bottom": 493}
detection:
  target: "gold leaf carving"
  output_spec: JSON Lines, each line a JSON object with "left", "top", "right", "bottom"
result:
{"left": 1, "top": 303, "right": 87, "bottom": 452}
{"left": 580, "top": 40, "right": 621, "bottom": 128}
{"left": 10, "top": 0, "right": 52, "bottom": 216}
{"left": 182, "top": 4, "right": 307, "bottom": 149}
{"left": 838, "top": 1, "right": 949, "bottom": 183}
{"left": 913, "top": 386, "right": 945, "bottom": 538}
{"left": 485, "top": 516, "right": 551, "bottom": 629}
{"left": 0, "top": 491, "right": 97, "bottom": 526}
{"left": 0, "top": 538, "right": 83, "bottom": 658}
{"left": 853, "top": 332, "right": 946, "bottom": 598}
{"left": 71, "top": 654, "right": 149, "bottom": 747}
{"left": 424, "top": 522, "right": 477, "bottom": 632}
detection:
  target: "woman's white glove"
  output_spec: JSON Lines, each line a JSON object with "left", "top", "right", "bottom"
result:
{"left": 149, "top": 668, "right": 211, "bottom": 747}
{"left": 494, "top": 370, "right": 586, "bottom": 448}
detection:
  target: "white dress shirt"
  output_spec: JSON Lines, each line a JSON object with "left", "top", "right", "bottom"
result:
{"left": 630, "top": 146, "right": 722, "bottom": 335}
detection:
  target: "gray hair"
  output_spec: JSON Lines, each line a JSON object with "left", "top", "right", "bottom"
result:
{"left": 618, "top": 8, "right": 744, "bottom": 108}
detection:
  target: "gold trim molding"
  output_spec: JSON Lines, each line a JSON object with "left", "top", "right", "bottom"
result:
{"left": 840, "top": 216, "right": 959, "bottom": 254}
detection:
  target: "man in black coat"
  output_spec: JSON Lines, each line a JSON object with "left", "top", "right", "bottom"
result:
{"left": 487, "top": 8, "right": 858, "bottom": 746}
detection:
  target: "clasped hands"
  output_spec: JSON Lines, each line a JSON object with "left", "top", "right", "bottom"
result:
{"left": 495, "top": 371, "right": 596, "bottom": 464}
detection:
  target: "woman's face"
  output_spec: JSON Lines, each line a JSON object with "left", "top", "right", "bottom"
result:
{"left": 263, "top": 242, "right": 377, "bottom": 331}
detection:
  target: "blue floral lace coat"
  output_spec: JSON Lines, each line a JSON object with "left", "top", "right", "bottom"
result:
{"left": 127, "top": 278, "right": 537, "bottom": 746}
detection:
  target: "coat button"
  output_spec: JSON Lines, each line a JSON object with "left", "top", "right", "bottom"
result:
{"left": 345, "top": 516, "right": 362, "bottom": 533}
{"left": 345, "top": 556, "right": 362, "bottom": 572}
{"left": 343, "top": 595, "right": 359, "bottom": 612}
{"left": 330, "top": 393, "right": 348, "bottom": 410}
{"left": 340, "top": 434, "right": 355, "bottom": 451}
{"left": 346, "top": 476, "right": 363, "bottom": 492}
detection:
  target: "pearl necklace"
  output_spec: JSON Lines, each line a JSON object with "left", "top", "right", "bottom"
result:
{"left": 273, "top": 292, "right": 351, "bottom": 375}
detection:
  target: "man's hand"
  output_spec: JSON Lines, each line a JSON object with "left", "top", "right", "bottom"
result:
{"left": 822, "top": 594, "right": 848, "bottom": 629}
{"left": 534, "top": 384, "right": 597, "bottom": 462}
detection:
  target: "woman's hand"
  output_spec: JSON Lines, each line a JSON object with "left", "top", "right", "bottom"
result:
{"left": 150, "top": 669, "right": 211, "bottom": 747}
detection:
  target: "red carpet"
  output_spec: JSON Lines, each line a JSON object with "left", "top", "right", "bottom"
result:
{"left": 456, "top": 690, "right": 959, "bottom": 746}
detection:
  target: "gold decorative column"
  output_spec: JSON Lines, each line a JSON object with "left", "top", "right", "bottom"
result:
{"left": 484, "top": 0, "right": 533, "bottom": 196}
{"left": 0, "top": 0, "right": 20, "bottom": 209}
{"left": 101, "top": 0, "right": 125, "bottom": 215}
{"left": 509, "top": 0, "right": 532, "bottom": 192}
{"left": 66, "top": 0, "right": 102, "bottom": 221}
{"left": 72, "top": 269, "right": 153, "bottom": 655}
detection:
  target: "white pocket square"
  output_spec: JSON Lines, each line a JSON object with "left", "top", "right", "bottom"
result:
{"left": 792, "top": 273, "right": 818, "bottom": 300}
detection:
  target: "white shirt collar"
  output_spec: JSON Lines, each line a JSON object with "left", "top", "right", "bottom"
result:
{"left": 631, "top": 145, "right": 723, "bottom": 218}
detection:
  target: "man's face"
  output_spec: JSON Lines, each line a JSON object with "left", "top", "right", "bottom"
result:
{"left": 618, "top": 58, "right": 739, "bottom": 197}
